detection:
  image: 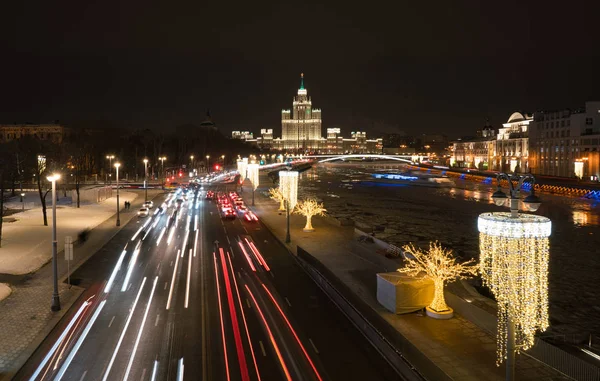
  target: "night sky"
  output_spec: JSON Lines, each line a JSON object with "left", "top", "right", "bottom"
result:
{"left": 1, "top": 1, "right": 599, "bottom": 139}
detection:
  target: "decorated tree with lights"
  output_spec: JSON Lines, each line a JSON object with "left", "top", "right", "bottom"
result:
{"left": 293, "top": 199, "right": 326, "bottom": 232}
{"left": 398, "top": 241, "right": 478, "bottom": 315}
{"left": 268, "top": 187, "right": 285, "bottom": 211}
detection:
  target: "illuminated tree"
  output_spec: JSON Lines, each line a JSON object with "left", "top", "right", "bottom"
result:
{"left": 398, "top": 241, "right": 478, "bottom": 313}
{"left": 268, "top": 187, "right": 285, "bottom": 211}
{"left": 293, "top": 199, "right": 326, "bottom": 232}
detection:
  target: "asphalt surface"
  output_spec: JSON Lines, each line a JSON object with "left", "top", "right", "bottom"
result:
{"left": 16, "top": 183, "right": 398, "bottom": 381}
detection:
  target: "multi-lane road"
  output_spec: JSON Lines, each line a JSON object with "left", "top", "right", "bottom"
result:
{"left": 16, "top": 184, "right": 397, "bottom": 381}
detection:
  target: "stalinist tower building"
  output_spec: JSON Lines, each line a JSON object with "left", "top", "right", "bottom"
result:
{"left": 281, "top": 73, "right": 322, "bottom": 151}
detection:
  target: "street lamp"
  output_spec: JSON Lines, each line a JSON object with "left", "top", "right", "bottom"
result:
{"left": 206, "top": 155, "right": 210, "bottom": 173}
{"left": 115, "top": 163, "right": 121, "bottom": 227}
{"left": 106, "top": 155, "right": 115, "bottom": 185}
{"left": 190, "top": 155, "right": 194, "bottom": 173}
{"left": 247, "top": 163, "right": 259, "bottom": 206}
{"left": 279, "top": 170, "right": 298, "bottom": 243}
{"left": 221, "top": 155, "right": 225, "bottom": 171}
{"left": 20, "top": 192, "right": 25, "bottom": 212}
{"left": 479, "top": 173, "right": 549, "bottom": 380}
{"left": 159, "top": 156, "right": 166, "bottom": 189}
{"left": 47, "top": 173, "right": 61, "bottom": 311}
{"left": 143, "top": 158, "right": 148, "bottom": 202}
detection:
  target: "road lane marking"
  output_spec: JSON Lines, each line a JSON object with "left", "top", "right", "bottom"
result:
{"left": 226, "top": 235, "right": 231, "bottom": 244}
{"left": 285, "top": 297, "right": 291, "bottom": 307}
{"left": 124, "top": 277, "right": 159, "bottom": 381}
{"left": 128, "top": 283, "right": 132, "bottom": 291}
{"left": 270, "top": 272, "right": 275, "bottom": 278}
{"left": 259, "top": 341, "right": 267, "bottom": 357}
{"left": 78, "top": 370, "right": 87, "bottom": 381}
{"left": 164, "top": 282, "right": 168, "bottom": 290}
{"left": 309, "top": 338, "right": 320, "bottom": 354}
{"left": 243, "top": 227, "right": 249, "bottom": 233}
{"left": 246, "top": 298, "right": 251, "bottom": 308}
{"left": 103, "top": 278, "right": 148, "bottom": 381}
{"left": 155, "top": 314, "right": 160, "bottom": 326}
{"left": 223, "top": 226, "right": 227, "bottom": 234}
{"left": 108, "top": 316, "right": 116, "bottom": 328}
{"left": 140, "top": 368, "right": 147, "bottom": 381}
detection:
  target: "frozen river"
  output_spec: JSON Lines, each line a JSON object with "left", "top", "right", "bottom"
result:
{"left": 296, "top": 163, "right": 600, "bottom": 338}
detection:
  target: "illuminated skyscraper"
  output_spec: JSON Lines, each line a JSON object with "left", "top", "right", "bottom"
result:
{"left": 281, "top": 73, "right": 322, "bottom": 151}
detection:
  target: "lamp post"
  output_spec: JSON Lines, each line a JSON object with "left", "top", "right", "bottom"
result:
{"left": 221, "top": 155, "right": 225, "bottom": 171}
{"left": 106, "top": 155, "right": 114, "bottom": 185}
{"left": 248, "top": 163, "right": 259, "bottom": 206}
{"left": 20, "top": 192, "right": 25, "bottom": 212}
{"left": 480, "top": 173, "right": 549, "bottom": 381}
{"left": 115, "top": 163, "right": 121, "bottom": 227}
{"left": 143, "top": 158, "right": 148, "bottom": 203}
{"left": 159, "top": 156, "right": 166, "bottom": 189}
{"left": 47, "top": 173, "right": 61, "bottom": 311}
{"left": 190, "top": 155, "right": 194, "bottom": 174}
{"left": 279, "top": 170, "right": 298, "bottom": 244}
{"left": 206, "top": 155, "right": 210, "bottom": 173}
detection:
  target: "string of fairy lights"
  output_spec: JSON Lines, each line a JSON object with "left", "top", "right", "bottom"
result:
{"left": 478, "top": 212, "right": 551, "bottom": 366}
{"left": 279, "top": 170, "right": 298, "bottom": 209}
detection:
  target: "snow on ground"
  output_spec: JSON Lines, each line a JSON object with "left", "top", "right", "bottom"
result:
{"left": 0, "top": 192, "right": 137, "bottom": 275}
{"left": 299, "top": 164, "right": 600, "bottom": 339}
{"left": 0, "top": 283, "right": 10, "bottom": 302}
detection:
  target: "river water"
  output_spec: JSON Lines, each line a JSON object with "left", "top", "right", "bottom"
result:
{"left": 296, "top": 163, "right": 600, "bottom": 338}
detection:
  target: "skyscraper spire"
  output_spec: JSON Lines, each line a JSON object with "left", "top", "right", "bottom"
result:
{"left": 300, "top": 73, "right": 304, "bottom": 90}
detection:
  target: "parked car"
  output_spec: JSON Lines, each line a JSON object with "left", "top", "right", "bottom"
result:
{"left": 143, "top": 201, "right": 154, "bottom": 209}
{"left": 137, "top": 207, "right": 149, "bottom": 217}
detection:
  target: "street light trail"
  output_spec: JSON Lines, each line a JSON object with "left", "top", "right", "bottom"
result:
{"left": 219, "top": 248, "right": 250, "bottom": 381}
{"left": 150, "top": 360, "right": 158, "bottom": 381}
{"left": 55, "top": 300, "right": 106, "bottom": 381}
{"left": 121, "top": 242, "right": 141, "bottom": 292}
{"left": 103, "top": 277, "right": 147, "bottom": 381}
{"left": 166, "top": 250, "right": 181, "bottom": 310}
{"left": 29, "top": 301, "right": 90, "bottom": 381}
{"left": 193, "top": 230, "right": 199, "bottom": 257}
{"left": 194, "top": 215, "right": 198, "bottom": 231}
{"left": 238, "top": 241, "right": 256, "bottom": 272}
{"left": 181, "top": 231, "right": 188, "bottom": 257}
{"left": 244, "top": 238, "right": 270, "bottom": 271}
{"left": 105, "top": 249, "right": 127, "bottom": 293}
{"left": 177, "top": 358, "right": 184, "bottom": 381}
{"left": 245, "top": 284, "right": 292, "bottom": 381}
{"left": 262, "top": 284, "right": 323, "bottom": 381}
{"left": 166, "top": 226, "right": 176, "bottom": 245}
{"left": 186, "top": 215, "right": 191, "bottom": 231}
{"left": 156, "top": 226, "right": 166, "bottom": 246}
{"left": 227, "top": 254, "right": 261, "bottom": 381}
{"left": 141, "top": 224, "right": 154, "bottom": 241}
{"left": 124, "top": 276, "right": 158, "bottom": 381}
{"left": 185, "top": 249, "right": 192, "bottom": 309}
{"left": 214, "top": 252, "right": 231, "bottom": 381}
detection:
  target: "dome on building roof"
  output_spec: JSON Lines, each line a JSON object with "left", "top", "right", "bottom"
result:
{"left": 507, "top": 112, "right": 525, "bottom": 123}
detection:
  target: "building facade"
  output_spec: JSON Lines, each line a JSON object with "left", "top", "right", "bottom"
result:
{"left": 281, "top": 74, "right": 322, "bottom": 151}
{"left": 529, "top": 101, "right": 600, "bottom": 180}
{"left": 0, "top": 123, "right": 70, "bottom": 144}
{"left": 231, "top": 131, "right": 254, "bottom": 140}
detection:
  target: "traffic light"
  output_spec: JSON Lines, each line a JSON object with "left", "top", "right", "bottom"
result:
{"left": 178, "top": 172, "right": 183, "bottom": 177}
{"left": 214, "top": 165, "right": 220, "bottom": 171}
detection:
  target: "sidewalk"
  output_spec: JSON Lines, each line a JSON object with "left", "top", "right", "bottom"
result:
{"left": 0, "top": 190, "right": 162, "bottom": 379}
{"left": 242, "top": 182, "right": 570, "bottom": 381}
{"left": 0, "top": 192, "right": 138, "bottom": 275}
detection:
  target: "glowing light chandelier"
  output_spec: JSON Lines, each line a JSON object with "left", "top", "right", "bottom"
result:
{"left": 478, "top": 173, "right": 550, "bottom": 379}
{"left": 237, "top": 159, "right": 248, "bottom": 184}
{"left": 247, "top": 163, "right": 259, "bottom": 190}
{"left": 278, "top": 170, "right": 298, "bottom": 210}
